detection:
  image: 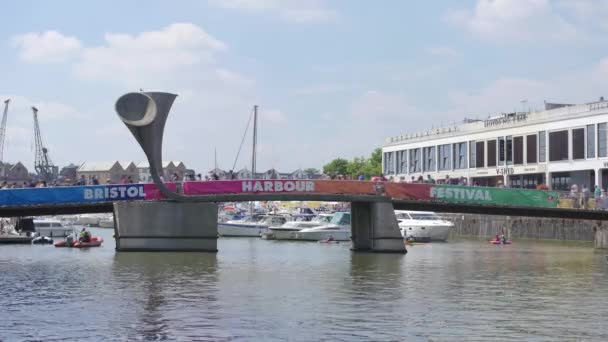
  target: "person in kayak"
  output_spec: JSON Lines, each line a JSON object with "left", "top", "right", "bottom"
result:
{"left": 79, "top": 228, "right": 91, "bottom": 242}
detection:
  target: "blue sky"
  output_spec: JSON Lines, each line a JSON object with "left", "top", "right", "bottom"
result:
{"left": 1, "top": 0, "right": 608, "bottom": 174}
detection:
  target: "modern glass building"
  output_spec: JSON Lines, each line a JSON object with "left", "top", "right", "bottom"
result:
{"left": 382, "top": 98, "right": 608, "bottom": 191}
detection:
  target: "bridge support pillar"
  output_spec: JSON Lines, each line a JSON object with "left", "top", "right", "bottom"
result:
{"left": 351, "top": 201, "right": 406, "bottom": 253}
{"left": 595, "top": 222, "right": 608, "bottom": 249}
{"left": 113, "top": 201, "right": 218, "bottom": 252}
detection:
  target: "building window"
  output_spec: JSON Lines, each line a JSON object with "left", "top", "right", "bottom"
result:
{"left": 506, "top": 136, "right": 513, "bottom": 164}
{"left": 398, "top": 150, "right": 407, "bottom": 174}
{"left": 383, "top": 152, "right": 395, "bottom": 174}
{"left": 438, "top": 144, "right": 451, "bottom": 171}
{"left": 513, "top": 136, "right": 523, "bottom": 165}
{"left": 487, "top": 140, "right": 497, "bottom": 167}
{"left": 549, "top": 130, "right": 569, "bottom": 161}
{"left": 551, "top": 172, "right": 571, "bottom": 191}
{"left": 572, "top": 128, "right": 585, "bottom": 160}
{"left": 453, "top": 142, "right": 467, "bottom": 169}
{"left": 599, "top": 123, "right": 607, "bottom": 157}
{"left": 423, "top": 146, "right": 436, "bottom": 172}
{"left": 469, "top": 141, "right": 476, "bottom": 168}
{"left": 409, "top": 148, "right": 421, "bottom": 173}
{"left": 498, "top": 137, "right": 505, "bottom": 165}
{"left": 526, "top": 134, "right": 537, "bottom": 164}
{"left": 587, "top": 124, "right": 595, "bottom": 158}
{"left": 475, "top": 141, "right": 485, "bottom": 168}
{"left": 539, "top": 131, "right": 546, "bottom": 162}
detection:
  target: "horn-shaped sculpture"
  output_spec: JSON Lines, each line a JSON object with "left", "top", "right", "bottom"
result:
{"left": 115, "top": 92, "right": 182, "bottom": 201}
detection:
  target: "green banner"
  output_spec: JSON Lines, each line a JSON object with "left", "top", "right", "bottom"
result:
{"left": 429, "top": 185, "right": 559, "bottom": 208}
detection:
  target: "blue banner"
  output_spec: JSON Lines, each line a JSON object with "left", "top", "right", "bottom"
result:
{"left": 0, "top": 184, "right": 146, "bottom": 207}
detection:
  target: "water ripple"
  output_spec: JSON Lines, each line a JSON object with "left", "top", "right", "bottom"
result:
{"left": 1, "top": 231, "right": 607, "bottom": 341}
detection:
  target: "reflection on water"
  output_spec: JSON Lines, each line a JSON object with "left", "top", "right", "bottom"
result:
{"left": 1, "top": 229, "right": 608, "bottom": 341}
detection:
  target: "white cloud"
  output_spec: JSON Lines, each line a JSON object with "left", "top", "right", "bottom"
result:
{"left": 11, "top": 30, "right": 82, "bottom": 63}
{"left": 444, "top": 0, "right": 579, "bottom": 42}
{"left": 73, "top": 23, "right": 227, "bottom": 85}
{"left": 426, "top": 46, "right": 460, "bottom": 58}
{"left": 557, "top": 0, "right": 608, "bottom": 32}
{"left": 261, "top": 108, "right": 286, "bottom": 123}
{"left": 0, "top": 94, "right": 84, "bottom": 170}
{"left": 208, "top": 0, "right": 335, "bottom": 23}
{"left": 293, "top": 83, "right": 345, "bottom": 96}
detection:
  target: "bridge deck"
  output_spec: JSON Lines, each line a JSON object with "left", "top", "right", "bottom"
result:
{"left": 0, "top": 180, "right": 604, "bottom": 220}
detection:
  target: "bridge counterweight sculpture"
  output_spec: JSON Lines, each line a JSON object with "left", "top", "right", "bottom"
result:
{"left": 113, "top": 92, "right": 406, "bottom": 253}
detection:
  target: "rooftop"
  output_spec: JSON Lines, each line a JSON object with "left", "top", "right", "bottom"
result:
{"left": 384, "top": 97, "right": 608, "bottom": 146}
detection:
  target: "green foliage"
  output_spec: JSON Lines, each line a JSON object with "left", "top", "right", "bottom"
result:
{"left": 303, "top": 168, "right": 319, "bottom": 176}
{"left": 322, "top": 158, "right": 349, "bottom": 177}
{"left": 322, "top": 148, "right": 383, "bottom": 179}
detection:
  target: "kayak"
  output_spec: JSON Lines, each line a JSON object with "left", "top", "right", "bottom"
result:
{"left": 55, "top": 237, "right": 103, "bottom": 248}
{"left": 489, "top": 240, "right": 512, "bottom": 245}
{"left": 318, "top": 239, "right": 340, "bottom": 244}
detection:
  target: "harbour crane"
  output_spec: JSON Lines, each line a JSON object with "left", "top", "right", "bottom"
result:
{"left": 32, "top": 106, "right": 56, "bottom": 181}
{"left": 0, "top": 99, "right": 9, "bottom": 163}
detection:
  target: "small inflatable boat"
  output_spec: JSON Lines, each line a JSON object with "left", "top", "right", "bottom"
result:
{"left": 55, "top": 236, "right": 103, "bottom": 248}
{"left": 489, "top": 240, "right": 512, "bottom": 245}
{"left": 32, "top": 236, "right": 54, "bottom": 245}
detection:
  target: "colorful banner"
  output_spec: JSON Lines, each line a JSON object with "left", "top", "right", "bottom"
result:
{"left": 0, "top": 184, "right": 148, "bottom": 207}
{"left": 0, "top": 180, "right": 564, "bottom": 209}
{"left": 183, "top": 180, "right": 380, "bottom": 196}
{"left": 427, "top": 185, "right": 559, "bottom": 207}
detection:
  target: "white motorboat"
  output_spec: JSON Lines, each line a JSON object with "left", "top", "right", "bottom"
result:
{"left": 292, "top": 212, "right": 351, "bottom": 241}
{"left": 218, "top": 215, "right": 289, "bottom": 237}
{"left": 33, "top": 218, "right": 75, "bottom": 238}
{"left": 98, "top": 215, "right": 114, "bottom": 228}
{"left": 395, "top": 210, "right": 453, "bottom": 241}
{"left": 264, "top": 213, "right": 334, "bottom": 240}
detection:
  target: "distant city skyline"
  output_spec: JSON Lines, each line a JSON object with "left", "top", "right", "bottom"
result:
{"left": 1, "top": 1, "right": 608, "bottom": 173}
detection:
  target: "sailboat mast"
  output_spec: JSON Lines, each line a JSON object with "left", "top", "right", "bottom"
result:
{"left": 252, "top": 105, "right": 258, "bottom": 180}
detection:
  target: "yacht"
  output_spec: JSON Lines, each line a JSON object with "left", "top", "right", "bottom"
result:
{"left": 292, "top": 212, "right": 351, "bottom": 241}
{"left": 98, "top": 215, "right": 114, "bottom": 228}
{"left": 395, "top": 210, "right": 453, "bottom": 241}
{"left": 263, "top": 213, "right": 334, "bottom": 240}
{"left": 218, "top": 215, "right": 289, "bottom": 237}
{"left": 33, "top": 219, "right": 75, "bottom": 238}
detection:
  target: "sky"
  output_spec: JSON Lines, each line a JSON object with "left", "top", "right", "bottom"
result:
{"left": 2, "top": 0, "right": 608, "bottom": 174}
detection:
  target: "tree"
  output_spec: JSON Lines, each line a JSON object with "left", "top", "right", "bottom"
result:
{"left": 321, "top": 148, "right": 383, "bottom": 179}
{"left": 322, "top": 158, "right": 349, "bottom": 178}
{"left": 346, "top": 157, "right": 366, "bottom": 177}
{"left": 303, "top": 168, "right": 319, "bottom": 176}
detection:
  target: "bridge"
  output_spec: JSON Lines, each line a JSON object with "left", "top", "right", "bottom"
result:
{"left": 5, "top": 91, "right": 607, "bottom": 253}
{"left": 2, "top": 179, "right": 608, "bottom": 251}
{"left": 0, "top": 180, "right": 605, "bottom": 220}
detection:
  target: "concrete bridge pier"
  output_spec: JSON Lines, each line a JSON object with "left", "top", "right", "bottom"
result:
{"left": 351, "top": 201, "right": 406, "bottom": 253}
{"left": 113, "top": 201, "right": 218, "bottom": 252}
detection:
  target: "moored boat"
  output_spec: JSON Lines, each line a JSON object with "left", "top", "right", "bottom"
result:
{"left": 218, "top": 214, "right": 289, "bottom": 237}
{"left": 395, "top": 210, "right": 453, "bottom": 242}
{"left": 292, "top": 212, "right": 351, "bottom": 241}
{"left": 264, "top": 213, "right": 334, "bottom": 240}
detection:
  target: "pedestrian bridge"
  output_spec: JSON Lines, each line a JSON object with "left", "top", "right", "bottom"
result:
{"left": 0, "top": 179, "right": 604, "bottom": 220}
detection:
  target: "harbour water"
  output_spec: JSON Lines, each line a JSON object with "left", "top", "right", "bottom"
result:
{"left": 1, "top": 228, "right": 607, "bottom": 341}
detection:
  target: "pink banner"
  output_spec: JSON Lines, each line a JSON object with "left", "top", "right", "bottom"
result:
{"left": 142, "top": 180, "right": 435, "bottom": 201}
{"left": 143, "top": 183, "right": 178, "bottom": 200}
